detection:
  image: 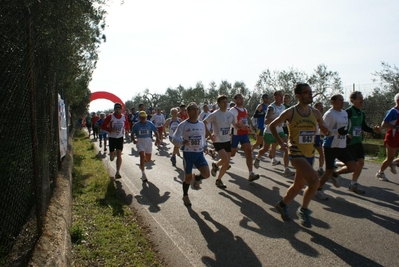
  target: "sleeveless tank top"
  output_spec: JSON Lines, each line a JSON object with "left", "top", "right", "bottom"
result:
{"left": 288, "top": 106, "right": 317, "bottom": 158}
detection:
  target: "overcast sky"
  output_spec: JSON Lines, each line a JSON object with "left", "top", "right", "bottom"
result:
{"left": 89, "top": 0, "right": 399, "bottom": 112}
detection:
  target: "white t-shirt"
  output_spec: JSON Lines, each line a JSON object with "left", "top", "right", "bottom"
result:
{"left": 168, "top": 119, "right": 180, "bottom": 138}
{"left": 264, "top": 103, "right": 285, "bottom": 134}
{"left": 172, "top": 120, "right": 207, "bottom": 152}
{"left": 151, "top": 113, "right": 166, "bottom": 128}
{"left": 108, "top": 114, "right": 125, "bottom": 139}
{"left": 199, "top": 111, "right": 212, "bottom": 130}
{"left": 204, "top": 110, "right": 234, "bottom": 143}
{"left": 323, "top": 108, "right": 348, "bottom": 148}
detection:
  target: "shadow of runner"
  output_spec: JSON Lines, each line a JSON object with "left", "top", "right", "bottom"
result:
{"left": 301, "top": 227, "right": 384, "bottom": 267}
{"left": 187, "top": 209, "right": 262, "bottom": 267}
{"left": 134, "top": 181, "right": 170, "bottom": 213}
{"left": 219, "top": 190, "right": 320, "bottom": 257}
{"left": 322, "top": 196, "right": 399, "bottom": 235}
{"left": 96, "top": 180, "right": 127, "bottom": 216}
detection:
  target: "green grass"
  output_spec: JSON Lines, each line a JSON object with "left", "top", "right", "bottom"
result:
{"left": 71, "top": 130, "right": 162, "bottom": 266}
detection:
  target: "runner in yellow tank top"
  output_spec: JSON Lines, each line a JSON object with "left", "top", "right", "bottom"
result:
{"left": 269, "top": 83, "right": 330, "bottom": 228}
{"left": 288, "top": 105, "right": 317, "bottom": 159}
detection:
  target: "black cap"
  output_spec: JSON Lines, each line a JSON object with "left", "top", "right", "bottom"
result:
{"left": 262, "top": 94, "right": 269, "bottom": 99}
{"left": 114, "top": 103, "right": 122, "bottom": 109}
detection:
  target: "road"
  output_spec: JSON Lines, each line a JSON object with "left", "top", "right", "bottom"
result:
{"left": 95, "top": 137, "right": 399, "bottom": 267}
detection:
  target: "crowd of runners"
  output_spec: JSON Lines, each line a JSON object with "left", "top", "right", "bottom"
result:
{"left": 85, "top": 83, "right": 399, "bottom": 228}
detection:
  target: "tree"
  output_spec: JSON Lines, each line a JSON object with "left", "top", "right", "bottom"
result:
{"left": 362, "top": 62, "right": 399, "bottom": 128}
{"left": 308, "top": 64, "right": 343, "bottom": 104}
{"left": 255, "top": 67, "right": 308, "bottom": 98}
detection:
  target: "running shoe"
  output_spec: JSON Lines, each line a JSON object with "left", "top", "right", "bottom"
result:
{"left": 376, "top": 171, "right": 389, "bottom": 181}
{"left": 110, "top": 153, "right": 115, "bottom": 161}
{"left": 182, "top": 196, "right": 191, "bottom": 207}
{"left": 99, "top": 143, "right": 102, "bottom": 148}
{"left": 104, "top": 147, "right": 107, "bottom": 152}
{"left": 348, "top": 183, "right": 365, "bottom": 194}
{"left": 253, "top": 158, "right": 260, "bottom": 169}
{"left": 317, "top": 168, "right": 325, "bottom": 176}
{"left": 115, "top": 172, "right": 122, "bottom": 179}
{"left": 275, "top": 202, "right": 290, "bottom": 221}
{"left": 389, "top": 163, "right": 397, "bottom": 175}
{"left": 271, "top": 158, "right": 281, "bottom": 166}
{"left": 331, "top": 173, "right": 341, "bottom": 188}
{"left": 141, "top": 173, "right": 148, "bottom": 183}
{"left": 248, "top": 173, "right": 260, "bottom": 181}
{"left": 170, "top": 156, "right": 177, "bottom": 166}
{"left": 227, "top": 165, "right": 231, "bottom": 170}
{"left": 315, "top": 189, "right": 328, "bottom": 200}
{"left": 297, "top": 207, "right": 312, "bottom": 228}
{"left": 215, "top": 179, "right": 227, "bottom": 189}
{"left": 209, "top": 149, "right": 217, "bottom": 160}
{"left": 211, "top": 162, "right": 219, "bottom": 177}
{"left": 283, "top": 168, "right": 295, "bottom": 177}
{"left": 193, "top": 175, "right": 201, "bottom": 190}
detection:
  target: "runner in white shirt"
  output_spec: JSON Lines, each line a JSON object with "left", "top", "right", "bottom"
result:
{"left": 203, "top": 95, "right": 234, "bottom": 188}
{"left": 100, "top": 103, "right": 129, "bottom": 179}
{"left": 172, "top": 102, "right": 210, "bottom": 207}
{"left": 163, "top": 107, "right": 181, "bottom": 166}
{"left": 316, "top": 94, "right": 357, "bottom": 200}
{"left": 150, "top": 107, "right": 166, "bottom": 146}
{"left": 253, "top": 91, "right": 294, "bottom": 177}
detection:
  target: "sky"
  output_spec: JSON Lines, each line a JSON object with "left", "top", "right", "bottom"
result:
{"left": 89, "top": 0, "right": 399, "bottom": 112}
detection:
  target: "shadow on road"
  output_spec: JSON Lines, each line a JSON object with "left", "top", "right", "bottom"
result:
{"left": 188, "top": 209, "right": 262, "bottom": 267}
{"left": 133, "top": 181, "right": 171, "bottom": 213}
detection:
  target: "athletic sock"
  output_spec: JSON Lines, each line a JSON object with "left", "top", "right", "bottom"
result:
{"left": 183, "top": 182, "right": 190, "bottom": 196}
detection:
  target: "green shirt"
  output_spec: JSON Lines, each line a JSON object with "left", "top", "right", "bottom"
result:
{"left": 346, "top": 106, "right": 373, "bottom": 145}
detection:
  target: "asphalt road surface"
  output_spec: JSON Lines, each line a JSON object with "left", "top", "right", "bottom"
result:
{"left": 94, "top": 137, "right": 399, "bottom": 267}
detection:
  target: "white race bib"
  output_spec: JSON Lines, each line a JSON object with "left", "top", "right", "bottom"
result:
{"left": 298, "top": 130, "right": 315, "bottom": 144}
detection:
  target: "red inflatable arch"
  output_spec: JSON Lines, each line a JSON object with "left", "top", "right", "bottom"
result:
{"left": 90, "top": 91, "right": 125, "bottom": 110}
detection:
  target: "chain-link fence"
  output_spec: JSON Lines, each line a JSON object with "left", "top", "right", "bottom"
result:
{"left": 0, "top": 3, "right": 64, "bottom": 266}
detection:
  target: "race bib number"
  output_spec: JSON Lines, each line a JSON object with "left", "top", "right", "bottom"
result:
{"left": 189, "top": 135, "right": 201, "bottom": 148}
{"left": 139, "top": 129, "right": 149, "bottom": 136}
{"left": 220, "top": 127, "right": 230, "bottom": 136}
{"left": 170, "top": 126, "right": 177, "bottom": 132}
{"left": 156, "top": 122, "right": 162, "bottom": 127}
{"left": 240, "top": 118, "right": 248, "bottom": 125}
{"left": 113, "top": 124, "right": 123, "bottom": 133}
{"left": 298, "top": 130, "right": 315, "bottom": 144}
{"left": 353, "top": 126, "right": 361, "bottom": 137}
{"left": 337, "top": 135, "right": 346, "bottom": 140}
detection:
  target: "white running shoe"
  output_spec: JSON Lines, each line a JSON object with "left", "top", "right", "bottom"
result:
{"left": 376, "top": 171, "right": 389, "bottom": 181}
{"left": 315, "top": 190, "right": 328, "bottom": 200}
{"left": 283, "top": 168, "right": 295, "bottom": 177}
{"left": 141, "top": 173, "right": 148, "bottom": 182}
{"left": 271, "top": 158, "right": 281, "bottom": 166}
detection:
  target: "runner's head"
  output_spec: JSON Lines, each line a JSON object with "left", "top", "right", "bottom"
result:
{"left": 186, "top": 102, "right": 199, "bottom": 120}
{"left": 330, "top": 94, "right": 344, "bottom": 110}
{"left": 394, "top": 93, "right": 399, "bottom": 104}
{"left": 170, "top": 107, "right": 178, "bottom": 117}
{"left": 313, "top": 102, "right": 323, "bottom": 112}
{"left": 294, "top": 83, "right": 312, "bottom": 105}
{"left": 233, "top": 94, "right": 244, "bottom": 107}
{"left": 217, "top": 95, "right": 229, "bottom": 111}
{"left": 262, "top": 94, "right": 269, "bottom": 104}
{"left": 350, "top": 91, "right": 364, "bottom": 108}
{"left": 114, "top": 103, "right": 122, "bottom": 114}
{"left": 138, "top": 110, "right": 147, "bottom": 123}
{"left": 273, "top": 90, "right": 283, "bottom": 105}
{"left": 283, "top": 94, "right": 291, "bottom": 105}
